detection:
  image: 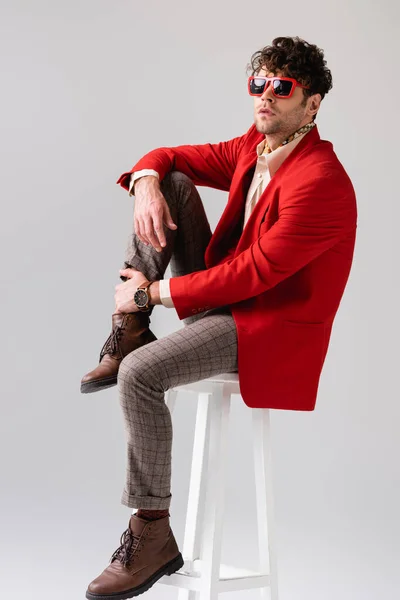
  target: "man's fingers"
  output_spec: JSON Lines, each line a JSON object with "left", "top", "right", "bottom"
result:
{"left": 153, "top": 215, "right": 166, "bottom": 248}
{"left": 134, "top": 218, "right": 147, "bottom": 245}
{"left": 163, "top": 205, "right": 177, "bottom": 230}
{"left": 144, "top": 219, "right": 161, "bottom": 251}
{"left": 136, "top": 216, "right": 151, "bottom": 245}
{"left": 134, "top": 195, "right": 176, "bottom": 249}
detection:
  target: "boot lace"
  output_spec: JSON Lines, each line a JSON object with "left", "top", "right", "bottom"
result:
{"left": 110, "top": 526, "right": 142, "bottom": 567}
{"left": 99, "top": 324, "right": 125, "bottom": 362}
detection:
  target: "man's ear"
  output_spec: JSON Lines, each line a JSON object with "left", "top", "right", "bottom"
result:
{"left": 309, "top": 93, "right": 321, "bottom": 116}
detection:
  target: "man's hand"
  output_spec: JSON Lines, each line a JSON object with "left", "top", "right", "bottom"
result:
{"left": 115, "top": 268, "right": 151, "bottom": 314}
{"left": 134, "top": 176, "right": 177, "bottom": 252}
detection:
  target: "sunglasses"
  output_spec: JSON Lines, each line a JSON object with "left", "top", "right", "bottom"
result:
{"left": 248, "top": 76, "right": 310, "bottom": 99}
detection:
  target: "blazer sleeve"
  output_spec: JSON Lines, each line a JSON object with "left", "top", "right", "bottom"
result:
{"left": 116, "top": 125, "right": 253, "bottom": 192}
{"left": 169, "top": 166, "right": 358, "bottom": 320}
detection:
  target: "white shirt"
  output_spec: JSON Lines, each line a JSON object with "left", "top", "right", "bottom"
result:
{"left": 128, "top": 131, "right": 309, "bottom": 308}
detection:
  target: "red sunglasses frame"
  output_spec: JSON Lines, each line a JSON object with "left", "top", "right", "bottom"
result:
{"left": 247, "top": 76, "right": 310, "bottom": 99}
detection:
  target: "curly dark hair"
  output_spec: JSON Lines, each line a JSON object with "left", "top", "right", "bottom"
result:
{"left": 246, "top": 36, "right": 333, "bottom": 120}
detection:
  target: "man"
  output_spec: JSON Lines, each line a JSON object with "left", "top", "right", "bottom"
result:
{"left": 83, "top": 36, "right": 357, "bottom": 600}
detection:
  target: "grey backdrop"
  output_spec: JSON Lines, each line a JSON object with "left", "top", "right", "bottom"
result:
{"left": 1, "top": 1, "right": 399, "bottom": 599}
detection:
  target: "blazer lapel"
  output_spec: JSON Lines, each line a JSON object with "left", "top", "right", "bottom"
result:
{"left": 238, "top": 125, "right": 322, "bottom": 226}
{"left": 205, "top": 125, "right": 321, "bottom": 266}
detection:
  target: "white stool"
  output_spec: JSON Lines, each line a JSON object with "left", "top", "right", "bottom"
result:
{"left": 157, "top": 372, "right": 279, "bottom": 600}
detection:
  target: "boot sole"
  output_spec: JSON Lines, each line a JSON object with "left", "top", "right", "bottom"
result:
{"left": 85, "top": 552, "right": 184, "bottom": 600}
{"left": 80, "top": 376, "right": 117, "bottom": 394}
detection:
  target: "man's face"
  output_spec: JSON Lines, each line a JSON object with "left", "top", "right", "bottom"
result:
{"left": 253, "top": 66, "right": 316, "bottom": 137}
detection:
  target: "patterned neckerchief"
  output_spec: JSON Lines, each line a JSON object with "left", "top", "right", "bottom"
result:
{"left": 261, "top": 120, "right": 316, "bottom": 155}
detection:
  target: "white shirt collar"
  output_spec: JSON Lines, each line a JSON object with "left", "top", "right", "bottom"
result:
{"left": 255, "top": 130, "right": 309, "bottom": 178}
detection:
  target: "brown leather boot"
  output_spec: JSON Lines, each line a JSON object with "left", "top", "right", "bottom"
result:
{"left": 85, "top": 513, "right": 184, "bottom": 600}
{"left": 80, "top": 312, "right": 157, "bottom": 394}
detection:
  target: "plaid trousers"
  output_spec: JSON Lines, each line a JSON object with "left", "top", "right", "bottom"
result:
{"left": 118, "top": 171, "right": 238, "bottom": 510}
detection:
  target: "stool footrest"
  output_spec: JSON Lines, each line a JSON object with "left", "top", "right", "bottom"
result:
{"left": 159, "top": 560, "right": 271, "bottom": 592}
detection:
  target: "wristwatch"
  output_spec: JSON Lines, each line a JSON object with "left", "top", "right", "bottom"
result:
{"left": 133, "top": 281, "right": 153, "bottom": 312}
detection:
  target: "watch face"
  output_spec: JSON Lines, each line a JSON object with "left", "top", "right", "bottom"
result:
{"left": 134, "top": 289, "right": 148, "bottom": 308}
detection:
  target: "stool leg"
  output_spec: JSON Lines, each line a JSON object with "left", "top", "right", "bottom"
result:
{"left": 199, "top": 386, "right": 231, "bottom": 600}
{"left": 178, "top": 392, "right": 214, "bottom": 600}
{"left": 165, "top": 388, "right": 178, "bottom": 413}
{"left": 252, "top": 408, "right": 279, "bottom": 600}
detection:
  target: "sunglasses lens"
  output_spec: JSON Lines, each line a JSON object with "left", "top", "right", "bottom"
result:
{"left": 272, "top": 79, "right": 293, "bottom": 96}
{"left": 249, "top": 77, "right": 294, "bottom": 97}
{"left": 249, "top": 77, "right": 267, "bottom": 95}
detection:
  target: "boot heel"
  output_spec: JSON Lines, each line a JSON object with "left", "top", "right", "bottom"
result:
{"left": 166, "top": 552, "right": 184, "bottom": 575}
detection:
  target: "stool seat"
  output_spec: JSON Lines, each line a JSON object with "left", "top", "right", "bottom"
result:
{"left": 156, "top": 372, "right": 279, "bottom": 599}
{"left": 195, "top": 371, "right": 239, "bottom": 383}
{"left": 171, "top": 372, "right": 240, "bottom": 395}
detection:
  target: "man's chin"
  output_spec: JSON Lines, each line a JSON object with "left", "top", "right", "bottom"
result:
{"left": 254, "top": 118, "right": 280, "bottom": 135}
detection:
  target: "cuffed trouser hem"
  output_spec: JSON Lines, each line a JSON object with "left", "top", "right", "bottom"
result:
{"left": 121, "top": 490, "right": 172, "bottom": 510}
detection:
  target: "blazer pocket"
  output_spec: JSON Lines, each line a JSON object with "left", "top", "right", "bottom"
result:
{"left": 283, "top": 320, "right": 325, "bottom": 327}
{"left": 282, "top": 319, "right": 326, "bottom": 370}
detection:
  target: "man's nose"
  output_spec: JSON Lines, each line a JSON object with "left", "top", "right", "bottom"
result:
{"left": 260, "top": 81, "right": 274, "bottom": 102}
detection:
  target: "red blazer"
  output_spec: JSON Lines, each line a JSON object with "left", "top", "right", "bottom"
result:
{"left": 117, "top": 124, "right": 357, "bottom": 411}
